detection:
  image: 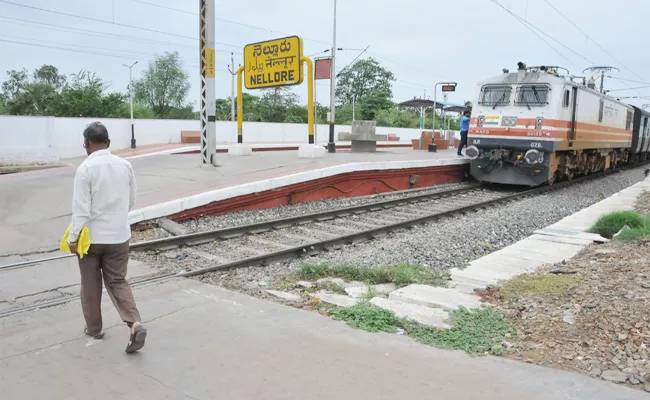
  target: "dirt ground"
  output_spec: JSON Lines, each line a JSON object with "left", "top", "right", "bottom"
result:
{"left": 478, "top": 191, "right": 650, "bottom": 391}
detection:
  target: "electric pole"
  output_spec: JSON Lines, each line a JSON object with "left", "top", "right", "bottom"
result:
{"left": 327, "top": 0, "right": 337, "bottom": 153}
{"left": 122, "top": 61, "right": 138, "bottom": 149}
{"left": 228, "top": 52, "right": 236, "bottom": 122}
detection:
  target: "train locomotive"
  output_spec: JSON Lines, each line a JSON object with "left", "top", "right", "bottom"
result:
{"left": 466, "top": 62, "right": 650, "bottom": 186}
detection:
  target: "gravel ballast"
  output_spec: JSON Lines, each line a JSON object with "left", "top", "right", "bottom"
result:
{"left": 132, "top": 167, "right": 648, "bottom": 299}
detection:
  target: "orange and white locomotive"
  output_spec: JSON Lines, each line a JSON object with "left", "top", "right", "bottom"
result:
{"left": 466, "top": 62, "right": 650, "bottom": 186}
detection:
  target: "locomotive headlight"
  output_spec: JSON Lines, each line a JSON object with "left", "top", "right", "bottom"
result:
{"left": 524, "top": 149, "right": 543, "bottom": 164}
{"left": 466, "top": 145, "right": 480, "bottom": 160}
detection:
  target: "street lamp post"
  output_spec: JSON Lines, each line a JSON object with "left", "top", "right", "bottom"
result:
{"left": 352, "top": 93, "right": 356, "bottom": 122}
{"left": 327, "top": 0, "right": 337, "bottom": 153}
{"left": 123, "top": 61, "right": 138, "bottom": 149}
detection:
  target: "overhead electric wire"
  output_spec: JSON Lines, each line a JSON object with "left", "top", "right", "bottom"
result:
{"left": 541, "top": 0, "right": 647, "bottom": 83}
{"left": 127, "top": 0, "right": 332, "bottom": 46}
{"left": 0, "top": 38, "right": 229, "bottom": 73}
{"left": 488, "top": 0, "right": 584, "bottom": 71}
{"left": 0, "top": 16, "right": 243, "bottom": 54}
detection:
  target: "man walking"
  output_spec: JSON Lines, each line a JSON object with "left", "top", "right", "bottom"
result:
{"left": 458, "top": 110, "right": 471, "bottom": 156}
{"left": 68, "top": 122, "right": 147, "bottom": 353}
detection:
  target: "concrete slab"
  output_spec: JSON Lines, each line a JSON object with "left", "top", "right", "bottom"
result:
{"left": 526, "top": 233, "right": 594, "bottom": 246}
{"left": 309, "top": 291, "right": 360, "bottom": 307}
{"left": 533, "top": 227, "right": 608, "bottom": 243}
{"left": 1, "top": 278, "right": 644, "bottom": 400}
{"left": 157, "top": 218, "right": 188, "bottom": 236}
{"left": 370, "top": 297, "right": 451, "bottom": 329}
{"left": 389, "top": 284, "right": 483, "bottom": 310}
{"left": 298, "top": 144, "right": 326, "bottom": 158}
{"left": 345, "top": 283, "right": 397, "bottom": 299}
{"left": 265, "top": 290, "right": 303, "bottom": 302}
{"left": 227, "top": 144, "right": 253, "bottom": 156}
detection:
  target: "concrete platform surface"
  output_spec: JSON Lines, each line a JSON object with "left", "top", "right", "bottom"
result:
{"left": 0, "top": 148, "right": 466, "bottom": 256}
{"left": 1, "top": 278, "right": 644, "bottom": 400}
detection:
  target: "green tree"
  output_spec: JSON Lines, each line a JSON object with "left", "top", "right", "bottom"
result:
{"left": 166, "top": 105, "right": 198, "bottom": 120}
{"left": 55, "top": 71, "right": 124, "bottom": 117}
{"left": 1, "top": 66, "right": 63, "bottom": 115}
{"left": 215, "top": 98, "right": 231, "bottom": 120}
{"left": 358, "top": 88, "right": 394, "bottom": 120}
{"left": 285, "top": 105, "right": 308, "bottom": 123}
{"left": 234, "top": 93, "right": 260, "bottom": 121}
{"left": 256, "top": 87, "right": 298, "bottom": 122}
{"left": 336, "top": 58, "right": 395, "bottom": 105}
{"left": 464, "top": 101, "right": 473, "bottom": 108}
{"left": 133, "top": 51, "right": 191, "bottom": 117}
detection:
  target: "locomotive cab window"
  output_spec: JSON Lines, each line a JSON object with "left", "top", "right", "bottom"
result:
{"left": 515, "top": 85, "right": 550, "bottom": 106}
{"left": 479, "top": 85, "right": 512, "bottom": 107}
{"left": 562, "top": 90, "right": 570, "bottom": 108}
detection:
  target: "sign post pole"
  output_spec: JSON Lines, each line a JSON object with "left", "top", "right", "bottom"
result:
{"left": 301, "top": 57, "right": 315, "bottom": 145}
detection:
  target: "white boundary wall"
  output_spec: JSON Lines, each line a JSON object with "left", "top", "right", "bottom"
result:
{"left": 0, "top": 115, "right": 459, "bottom": 165}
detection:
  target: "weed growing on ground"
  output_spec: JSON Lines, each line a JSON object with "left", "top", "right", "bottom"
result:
{"left": 332, "top": 303, "right": 512, "bottom": 355}
{"left": 499, "top": 273, "right": 577, "bottom": 301}
{"left": 332, "top": 302, "right": 403, "bottom": 333}
{"left": 588, "top": 211, "right": 645, "bottom": 239}
{"left": 318, "top": 281, "right": 347, "bottom": 295}
{"left": 299, "top": 263, "right": 447, "bottom": 287}
{"left": 407, "top": 307, "right": 514, "bottom": 355}
{"left": 275, "top": 281, "right": 292, "bottom": 291}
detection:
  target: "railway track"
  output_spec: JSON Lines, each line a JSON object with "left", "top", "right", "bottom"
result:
{"left": 1, "top": 165, "right": 645, "bottom": 318}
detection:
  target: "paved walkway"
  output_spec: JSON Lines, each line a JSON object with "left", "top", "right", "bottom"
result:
{"left": 0, "top": 148, "right": 465, "bottom": 256}
{"left": 1, "top": 278, "right": 644, "bottom": 400}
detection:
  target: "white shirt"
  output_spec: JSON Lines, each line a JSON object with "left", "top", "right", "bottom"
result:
{"left": 69, "top": 149, "right": 136, "bottom": 244}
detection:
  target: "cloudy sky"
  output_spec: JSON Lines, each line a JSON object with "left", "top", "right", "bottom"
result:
{"left": 1, "top": 0, "right": 648, "bottom": 110}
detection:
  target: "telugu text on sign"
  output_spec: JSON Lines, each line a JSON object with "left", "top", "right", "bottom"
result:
{"left": 243, "top": 36, "right": 303, "bottom": 89}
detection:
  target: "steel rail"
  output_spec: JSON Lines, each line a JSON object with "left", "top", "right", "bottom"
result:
{"left": 0, "top": 184, "right": 482, "bottom": 270}
{"left": 179, "top": 170, "right": 611, "bottom": 277}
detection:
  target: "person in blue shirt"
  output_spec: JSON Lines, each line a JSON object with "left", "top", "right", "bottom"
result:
{"left": 458, "top": 110, "right": 471, "bottom": 156}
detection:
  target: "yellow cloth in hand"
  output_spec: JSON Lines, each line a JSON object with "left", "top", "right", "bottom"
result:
{"left": 60, "top": 225, "right": 91, "bottom": 259}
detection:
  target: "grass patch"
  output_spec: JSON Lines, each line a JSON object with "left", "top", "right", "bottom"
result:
{"left": 407, "top": 307, "right": 514, "bottom": 355}
{"left": 615, "top": 225, "right": 650, "bottom": 241}
{"left": 499, "top": 273, "right": 577, "bottom": 301}
{"left": 332, "top": 303, "right": 512, "bottom": 355}
{"left": 333, "top": 302, "right": 403, "bottom": 333}
{"left": 299, "top": 263, "right": 447, "bottom": 287}
{"left": 588, "top": 211, "right": 645, "bottom": 239}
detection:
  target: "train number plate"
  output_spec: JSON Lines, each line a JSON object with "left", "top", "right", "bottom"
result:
{"left": 527, "top": 131, "right": 551, "bottom": 137}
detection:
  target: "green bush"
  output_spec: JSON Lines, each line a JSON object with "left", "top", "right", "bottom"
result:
{"left": 588, "top": 211, "right": 645, "bottom": 238}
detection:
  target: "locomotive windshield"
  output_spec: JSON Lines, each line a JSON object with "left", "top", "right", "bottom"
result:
{"left": 479, "top": 85, "right": 512, "bottom": 107}
{"left": 515, "top": 85, "right": 549, "bottom": 106}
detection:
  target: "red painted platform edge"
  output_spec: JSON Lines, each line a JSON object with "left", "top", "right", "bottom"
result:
{"left": 163, "top": 163, "right": 469, "bottom": 223}
{"left": 173, "top": 143, "right": 412, "bottom": 154}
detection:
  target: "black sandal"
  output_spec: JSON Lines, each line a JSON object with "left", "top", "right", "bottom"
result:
{"left": 125, "top": 326, "right": 147, "bottom": 353}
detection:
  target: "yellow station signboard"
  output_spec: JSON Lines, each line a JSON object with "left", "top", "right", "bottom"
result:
{"left": 244, "top": 36, "right": 303, "bottom": 89}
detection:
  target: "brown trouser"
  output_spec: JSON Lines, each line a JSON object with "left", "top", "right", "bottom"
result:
{"left": 78, "top": 241, "right": 141, "bottom": 334}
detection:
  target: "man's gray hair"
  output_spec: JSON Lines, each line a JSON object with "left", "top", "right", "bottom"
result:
{"left": 83, "top": 122, "right": 110, "bottom": 144}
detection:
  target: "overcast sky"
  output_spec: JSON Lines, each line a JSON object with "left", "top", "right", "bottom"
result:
{"left": 1, "top": 0, "right": 648, "bottom": 110}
